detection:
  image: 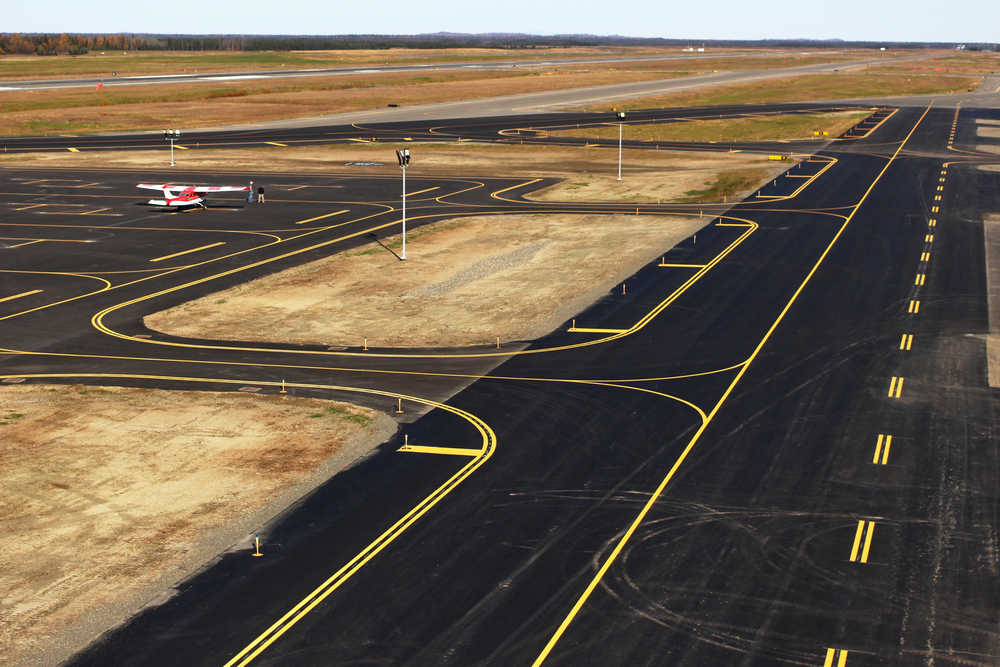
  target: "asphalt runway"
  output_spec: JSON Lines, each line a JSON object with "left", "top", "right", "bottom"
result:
{"left": 2, "top": 98, "right": 1000, "bottom": 665}
{"left": 0, "top": 51, "right": 903, "bottom": 92}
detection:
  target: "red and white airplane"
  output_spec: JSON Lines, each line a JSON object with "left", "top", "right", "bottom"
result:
{"left": 137, "top": 183, "right": 250, "bottom": 209}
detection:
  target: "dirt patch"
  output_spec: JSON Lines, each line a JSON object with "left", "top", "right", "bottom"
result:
{"left": 573, "top": 72, "right": 980, "bottom": 112}
{"left": 145, "top": 213, "right": 705, "bottom": 348}
{"left": 526, "top": 150, "right": 790, "bottom": 203}
{"left": 978, "top": 125, "right": 1000, "bottom": 139}
{"left": 545, "top": 111, "right": 871, "bottom": 143}
{"left": 0, "top": 142, "right": 792, "bottom": 204}
{"left": 0, "top": 385, "right": 396, "bottom": 665}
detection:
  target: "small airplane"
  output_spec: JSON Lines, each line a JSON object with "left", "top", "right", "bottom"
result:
{"left": 137, "top": 183, "right": 250, "bottom": 209}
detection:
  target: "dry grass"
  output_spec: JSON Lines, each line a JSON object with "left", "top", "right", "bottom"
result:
{"left": 870, "top": 52, "right": 1000, "bottom": 74}
{"left": 0, "top": 68, "right": 679, "bottom": 136}
{"left": 546, "top": 110, "right": 870, "bottom": 143}
{"left": 0, "top": 141, "right": 790, "bottom": 204}
{"left": 145, "top": 212, "right": 706, "bottom": 348}
{"left": 0, "top": 46, "right": 663, "bottom": 80}
{"left": 0, "top": 385, "right": 396, "bottom": 665}
{"left": 576, "top": 72, "right": 980, "bottom": 111}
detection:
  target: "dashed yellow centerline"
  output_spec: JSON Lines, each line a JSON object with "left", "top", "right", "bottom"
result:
{"left": 849, "top": 520, "right": 876, "bottom": 563}
{"left": 899, "top": 333, "right": 913, "bottom": 351}
{"left": 908, "top": 299, "right": 920, "bottom": 314}
{"left": 888, "top": 376, "right": 904, "bottom": 398}
{"left": 149, "top": 241, "right": 225, "bottom": 263}
{"left": 873, "top": 433, "right": 892, "bottom": 465}
{"left": 824, "top": 647, "right": 849, "bottom": 667}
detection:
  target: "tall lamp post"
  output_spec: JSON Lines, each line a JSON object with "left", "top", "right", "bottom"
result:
{"left": 163, "top": 129, "right": 181, "bottom": 167}
{"left": 616, "top": 111, "right": 626, "bottom": 181}
{"left": 395, "top": 148, "right": 411, "bottom": 260}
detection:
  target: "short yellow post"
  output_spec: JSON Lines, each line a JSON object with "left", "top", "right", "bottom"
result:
{"left": 252, "top": 534, "right": 263, "bottom": 557}
{"left": 622, "top": 283, "right": 627, "bottom": 295}
{"left": 404, "top": 433, "right": 409, "bottom": 447}
{"left": 636, "top": 207, "right": 639, "bottom": 215}
{"left": 693, "top": 234, "right": 697, "bottom": 245}
{"left": 395, "top": 398, "right": 403, "bottom": 414}
{"left": 572, "top": 319, "right": 576, "bottom": 329}
{"left": 363, "top": 338, "right": 368, "bottom": 351}
{"left": 496, "top": 336, "right": 501, "bottom": 350}
{"left": 279, "top": 379, "right": 287, "bottom": 394}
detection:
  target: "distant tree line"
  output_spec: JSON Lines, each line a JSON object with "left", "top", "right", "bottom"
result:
{"left": 0, "top": 33, "right": 996, "bottom": 55}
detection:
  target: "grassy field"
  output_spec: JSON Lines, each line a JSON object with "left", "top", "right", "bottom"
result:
{"left": 546, "top": 110, "right": 871, "bottom": 144}
{"left": 577, "top": 72, "right": 980, "bottom": 111}
{"left": 0, "top": 46, "right": 651, "bottom": 80}
{"left": 870, "top": 52, "right": 1000, "bottom": 74}
{"left": 0, "top": 68, "right": 686, "bottom": 136}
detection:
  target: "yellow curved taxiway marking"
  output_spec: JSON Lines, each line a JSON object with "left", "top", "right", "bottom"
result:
{"left": 88, "top": 210, "right": 758, "bottom": 360}
{"left": 0, "top": 371, "right": 494, "bottom": 666}
{"left": 531, "top": 100, "right": 934, "bottom": 666}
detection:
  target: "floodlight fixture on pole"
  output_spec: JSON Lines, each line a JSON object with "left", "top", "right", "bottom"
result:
{"left": 616, "top": 112, "right": 626, "bottom": 181}
{"left": 163, "top": 129, "right": 181, "bottom": 167}
{"left": 395, "top": 149, "right": 411, "bottom": 260}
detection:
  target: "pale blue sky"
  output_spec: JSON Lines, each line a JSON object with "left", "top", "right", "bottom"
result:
{"left": 6, "top": 0, "right": 998, "bottom": 43}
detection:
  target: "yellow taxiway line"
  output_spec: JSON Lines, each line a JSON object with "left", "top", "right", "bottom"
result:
{"left": 0, "top": 289, "right": 42, "bottom": 303}
{"left": 531, "top": 100, "right": 933, "bottom": 667}
{"left": 149, "top": 242, "right": 226, "bottom": 263}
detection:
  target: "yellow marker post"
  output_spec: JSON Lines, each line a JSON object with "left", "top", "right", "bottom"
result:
{"left": 279, "top": 379, "right": 287, "bottom": 394}
{"left": 496, "top": 337, "right": 501, "bottom": 350}
{"left": 622, "top": 283, "right": 627, "bottom": 295}
{"left": 395, "top": 398, "right": 403, "bottom": 414}
{"left": 362, "top": 338, "right": 368, "bottom": 351}
{"left": 252, "top": 535, "right": 263, "bottom": 557}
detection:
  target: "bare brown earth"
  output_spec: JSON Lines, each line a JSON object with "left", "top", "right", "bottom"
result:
{"left": 145, "top": 212, "right": 706, "bottom": 348}
{"left": 543, "top": 110, "right": 870, "bottom": 144}
{"left": 0, "top": 385, "right": 396, "bottom": 665}
{"left": 0, "top": 141, "right": 791, "bottom": 204}
{"left": 575, "top": 72, "right": 979, "bottom": 112}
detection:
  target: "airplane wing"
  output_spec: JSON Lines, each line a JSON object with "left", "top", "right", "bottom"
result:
{"left": 191, "top": 186, "right": 250, "bottom": 193}
{"left": 137, "top": 184, "right": 249, "bottom": 192}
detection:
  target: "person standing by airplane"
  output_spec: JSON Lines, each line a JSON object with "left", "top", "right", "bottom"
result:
{"left": 257, "top": 186, "right": 265, "bottom": 204}
{"left": 248, "top": 179, "right": 254, "bottom": 203}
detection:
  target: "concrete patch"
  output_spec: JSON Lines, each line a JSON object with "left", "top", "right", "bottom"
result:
{"left": 984, "top": 215, "right": 1000, "bottom": 387}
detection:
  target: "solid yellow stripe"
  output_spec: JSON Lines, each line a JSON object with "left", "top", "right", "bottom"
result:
{"left": 861, "top": 522, "right": 875, "bottom": 563}
{"left": 824, "top": 648, "right": 836, "bottom": 667}
{"left": 658, "top": 263, "right": 706, "bottom": 268}
{"left": 66, "top": 147, "right": 79, "bottom": 152}
{"left": 295, "top": 209, "right": 349, "bottom": 225}
{"left": 398, "top": 445, "right": 482, "bottom": 456}
{"left": 882, "top": 435, "right": 892, "bottom": 465}
{"left": 149, "top": 241, "right": 225, "bottom": 263}
{"left": 888, "top": 377, "right": 898, "bottom": 397}
{"left": 568, "top": 327, "right": 628, "bottom": 334}
{"left": 850, "top": 520, "right": 865, "bottom": 561}
{"left": 404, "top": 186, "right": 439, "bottom": 197}
{"left": 265, "top": 142, "right": 288, "bottom": 147}
{"left": 531, "top": 100, "right": 934, "bottom": 667}
{"left": 0, "top": 289, "right": 42, "bottom": 303}
{"left": 173, "top": 144, "right": 189, "bottom": 150}
{"left": 895, "top": 377, "right": 904, "bottom": 398}
{"left": 873, "top": 434, "right": 884, "bottom": 464}
{"left": 838, "top": 649, "right": 849, "bottom": 667}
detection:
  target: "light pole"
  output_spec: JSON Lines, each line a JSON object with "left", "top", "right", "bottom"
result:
{"left": 616, "top": 111, "right": 626, "bottom": 181}
{"left": 163, "top": 129, "right": 180, "bottom": 167}
{"left": 395, "top": 148, "right": 411, "bottom": 260}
